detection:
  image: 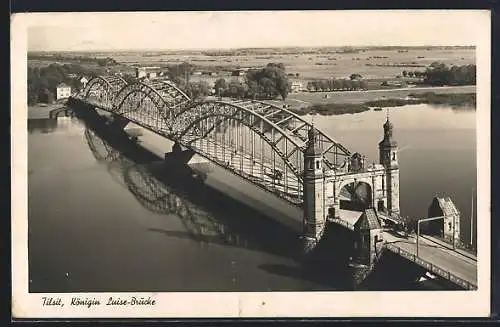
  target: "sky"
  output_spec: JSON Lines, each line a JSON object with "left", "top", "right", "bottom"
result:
{"left": 24, "top": 10, "right": 490, "bottom": 51}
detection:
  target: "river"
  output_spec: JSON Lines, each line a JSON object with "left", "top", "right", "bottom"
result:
{"left": 27, "top": 103, "right": 476, "bottom": 292}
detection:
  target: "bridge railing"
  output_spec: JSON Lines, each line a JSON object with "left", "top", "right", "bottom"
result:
{"left": 384, "top": 243, "right": 477, "bottom": 290}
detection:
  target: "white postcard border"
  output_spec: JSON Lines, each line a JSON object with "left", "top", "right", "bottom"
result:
{"left": 11, "top": 10, "right": 492, "bottom": 318}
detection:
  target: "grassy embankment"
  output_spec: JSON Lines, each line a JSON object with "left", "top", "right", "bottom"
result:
{"left": 290, "top": 92, "right": 476, "bottom": 116}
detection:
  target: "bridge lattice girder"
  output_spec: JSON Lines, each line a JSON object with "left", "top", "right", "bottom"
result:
{"left": 172, "top": 99, "right": 351, "bottom": 174}
{"left": 80, "top": 75, "right": 353, "bottom": 181}
{"left": 81, "top": 75, "right": 128, "bottom": 108}
{"left": 112, "top": 80, "right": 191, "bottom": 121}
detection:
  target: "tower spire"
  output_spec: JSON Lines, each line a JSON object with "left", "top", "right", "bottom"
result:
{"left": 386, "top": 108, "right": 390, "bottom": 121}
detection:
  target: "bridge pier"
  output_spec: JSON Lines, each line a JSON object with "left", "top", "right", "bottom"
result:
{"left": 109, "top": 114, "right": 129, "bottom": 130}
{"left": 164, "top": 142, "right": 196, "bottom": 166}
{"left": 66, "top": 97, "right": 100, "bottom": 120}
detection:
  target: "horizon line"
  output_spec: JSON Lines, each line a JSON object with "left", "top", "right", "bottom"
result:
{"left": 28, "top": 44, "right": 477, "bottom": 53}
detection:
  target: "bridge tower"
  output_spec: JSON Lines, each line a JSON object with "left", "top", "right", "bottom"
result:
{"left": 378, "top": 114, "right": 400, "bottom": 215}
{"left": 302, "top": 126, "right": 326, "bottom": 253}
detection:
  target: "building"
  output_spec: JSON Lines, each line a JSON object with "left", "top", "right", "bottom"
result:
{"left": 290, "top": 81, "right": 304, "bottom": 93}
{"left": 427, "top": 196, "right": 461, "bottom": 245}
{"left": 135, "top": 66, "right": 163, "bottom": 80}
{"left": 353, "top": 209, "right": 384, "bottom": 266}
{"left": 56, "top": 83, "right": 71, "bottom": 100}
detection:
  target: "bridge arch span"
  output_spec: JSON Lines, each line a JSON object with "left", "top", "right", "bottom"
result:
{"left": 173, "top": 99, "right": 351, "bottom": 170}
{"left": 253, "top": 100, "right": 352, "bottom": 165}
{"left": 173, "top": 100, "right": 309, "bottom": 181}
{"left": 113, "top": 81, "right": 191, "bottom": 115}
{"left": 81, "top": 75, "right": 128, "bottom": 107}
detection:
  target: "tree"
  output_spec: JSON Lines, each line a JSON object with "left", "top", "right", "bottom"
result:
{"left": 350, "top": 80, "right": 361, "bottom": 90}
{"left": 402, "top": 70, "right": 408, "bottom": 77}
{"left": 320, "top": 80, "right": 330, "bottom": 92}
{"left": 248, "top": 80, "right": 260, "bottom": 99}
{"left": 311, "top": 81, "right": 321, "bottom": 92}
{"left": 167, "top": 62, "right": 195, "bottom": 83}
{"left": 275, "top": 75, "right": 289, "bottom": 100}
{"left": 228, "top": 80, "right": 242, "bottom": 98}
{"left": 184, "top": 81, "right": 211, "bottom": 100}
{"left": 407, "top": 71, "right": 414, "bottom": 78}
{"left": 238, "top": 83, "right": 249, "bottom": 98}
{"left": 122, "top": 74, "right": 138, "bottom": 84}
{"left": 38, "top": 87, "right": 54, "bottom": 103}
{"left": 244, "top": 62, "right": 289, "bottom": 100}
{"left": 260, "top": 77, "right": 276, "bottom": 98}
{"left": 327, "top": 79, "right": 335, "bottom": 91}
{"left": 349, "top": 73, "right": 362, "bottom": 81}
{"left": 333, "top": 79, "right": 342, "bottom": 90}
{"left": 214, "top": 78, "right": 227, "bottom": 97}
{"left": 306, "top": 82, "right": 314, "bottom": 92}
{"left": 197, "top": 81, "right": 211, "bottom": 99}
{"left": 341, "top": 79, "right": 351, "bottom": 90}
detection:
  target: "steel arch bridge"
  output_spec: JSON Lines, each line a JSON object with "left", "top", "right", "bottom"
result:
{"left": 75, "top": 75, "right": 353, "bottom": 206}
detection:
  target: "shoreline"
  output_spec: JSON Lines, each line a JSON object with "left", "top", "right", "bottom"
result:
{"left": 290, "top": 92, "right": 476, "bottom": 116}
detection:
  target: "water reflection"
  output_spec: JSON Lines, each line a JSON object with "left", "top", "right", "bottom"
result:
{"left": 28, "top": 118, "right": 58, "bottom": 134}
{"left": 82, "top": 120, "right": 301, "bottom": 260}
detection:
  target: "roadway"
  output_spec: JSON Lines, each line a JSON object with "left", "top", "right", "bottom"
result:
{"left": 382, "top": 230, "right": 477, "bottom": 287}
{"left": 186, "top": 137, "right": 303, "bottom": 205}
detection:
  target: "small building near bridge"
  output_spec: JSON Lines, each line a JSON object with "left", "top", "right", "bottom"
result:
{"left": 427, "top": 196, "right": 461, "bottom": 246}
{"left": 352, "top": 208, "right": 384, "bottom": 267}
{"left": 56, "top": 83, "right": 72, "bottom": 100}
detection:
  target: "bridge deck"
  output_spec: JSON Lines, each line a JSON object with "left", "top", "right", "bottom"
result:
{"left": 188, "top": 137, "right": 303, "bottom": 205}
{"left": 383, "top": 231, "right": 477, "bottom": 289}
{"left": 329, "top": 208, "right": 477, "bottom": 290}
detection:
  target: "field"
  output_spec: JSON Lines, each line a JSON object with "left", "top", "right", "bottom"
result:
{"left": 29, "top": 46, "right": 475, "bottom": 81}
{"left": 107, "top": 48, "right": 475, "bottom": 80}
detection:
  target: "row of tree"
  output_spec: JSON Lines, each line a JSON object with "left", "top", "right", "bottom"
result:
{"left": 401, "top": 62, "right": 476, "bottom": 86}
{"left": 306, "top": 79, "right": 368, "bottom": 92}
{"left": 27, "top": 63, "right": 96, "bottom": 105}
{"left": 28, "top": 54, "right": 118, "bottom": 67}
{"left": 401, "top": 70, "right": 426, "bottom": 78}
{"left": 422, "top": 62, "right": 476, "bottom": 86}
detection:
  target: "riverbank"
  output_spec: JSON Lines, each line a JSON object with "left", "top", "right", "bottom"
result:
{"left": 28, "top": 103, "right": 66, "bottom": 119}
{"left": 290, "top": 92, "right": 476, "bottom": 116}
{"left": 287, "top": 85, "right": 475, "bottom": 106}
{"left": 365, "top": 92, "right": 475, "bottom": 108}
